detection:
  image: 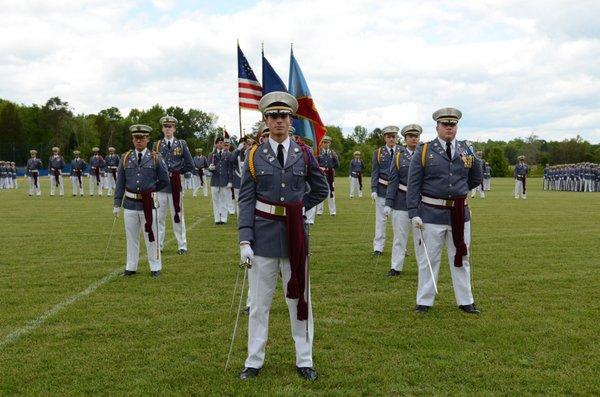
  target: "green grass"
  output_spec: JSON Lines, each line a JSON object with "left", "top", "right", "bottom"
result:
{"left": 0, "top": 177, "right": 599, "bottom": 395}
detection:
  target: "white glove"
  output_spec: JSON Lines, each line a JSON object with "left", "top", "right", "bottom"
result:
{"left": 412, "top": 216, "right": 424, "bottom": 229}
{"left": 227, "top": 182, "right": 232, "bottom": 188}
{"left": 208, "top": 164, "right": 216, "bottom": 171}
{"left": 383, "top": 206, "right": 392, "bottom": 216}
{"left": 113, "top": 207, "right": 120, "bottom": 218}
{"left": 371, "top": 192, "right": 378, "bottom": 200}
{"left": 240, "top": 244, "right": 254, "bottom": 262}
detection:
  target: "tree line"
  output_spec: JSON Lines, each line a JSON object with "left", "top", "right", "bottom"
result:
{"left": 1, "top": 97, "right": 598, "bottom": 177}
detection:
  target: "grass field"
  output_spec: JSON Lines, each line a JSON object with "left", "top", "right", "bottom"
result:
{"left": 1, "top": 176, "right": 599, "bottom": 396}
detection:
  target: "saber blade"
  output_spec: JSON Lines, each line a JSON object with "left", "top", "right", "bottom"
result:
{"left": 419, "top": 228, "right": 438, "bottom": 294}
{"left": 225, "top": 259, "right": 251, "bottom": 371}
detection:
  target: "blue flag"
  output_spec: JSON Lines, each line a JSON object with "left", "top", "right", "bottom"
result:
{"left": 262, "top": 50, "right": 287, "bottom": 95}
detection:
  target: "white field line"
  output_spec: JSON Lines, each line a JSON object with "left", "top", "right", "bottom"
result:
{"left": 0, "top": 215, "right": 208, "bottom": 350}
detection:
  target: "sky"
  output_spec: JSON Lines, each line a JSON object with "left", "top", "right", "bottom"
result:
{"left": 1, "top": 0, "right": 599, "bottom": 143}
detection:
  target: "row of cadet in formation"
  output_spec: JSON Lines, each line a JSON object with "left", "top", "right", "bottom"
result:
{"left": 543, "top": 162, "right": 599, "bottom": 192}
{"left": 0, "top": 161, "right": 17, "bottom": 189}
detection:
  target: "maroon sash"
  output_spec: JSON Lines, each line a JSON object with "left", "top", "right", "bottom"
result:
{"left": 170, "top": 171, "right": 182, "bottom": 223}
{"left": 111, "top": 168, "right": 117, "bottom": 181}
{"left": 522, "top": 176, "right": 527, "bottom": 194}
{"left": 357, "top": 172, "right": 363, "bottom": 190}
{"left": 324, "top": 168, "right": 335, "bottom": 198}
{"left": 74, "top": 169, "right": 82, "bottom": 187}
{"left": 33, "top": 172, "right": 38, "bottom": 188}
{"left": 198, "top": 168, "right": 204, "bottom": 185}
{"left": 255, "top": 200, "right": 309, "bottom": 321}
{"left": 127, "top": 189, "right": 156, "bottom": 242}
{"left": 231, "top": 187, "right": 235, "bottom": 200}
{"left": 52, "top": 169, "right": 60, "bottom": 186}
{"left": 450, "top": 197, "right": 468, "bottom": 267}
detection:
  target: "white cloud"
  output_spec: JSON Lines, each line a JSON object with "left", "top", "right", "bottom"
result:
{"left": 0, "top": 0, "right": 599, "bottom": 143}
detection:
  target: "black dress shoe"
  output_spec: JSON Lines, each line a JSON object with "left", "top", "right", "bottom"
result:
{"left": 123, "top": 270, "right": 136, "bottom": 276}
{"left": 386, "top": 269, "right": 401, "bottom": 277}
{"left": 151, "top": 270, "right": 161, "bottom": 278}
{"left": 296, "top": 367, "right": 318, "bottom": 381}
{"left": 177, "top": 249, "right": 188, "bottom": 255}
{"left": 414, "top": 305, "right": 430, "bottom": 313}
{"left": 240, "top": 367, "right": 260, "bottom": 380}
{"left": 242, "top": 306, "right": 250, "bottom": 315}
{"left": 459, "top": 304, "right": 480, "bottom": 314}
{"left": 372, "top": 250, "right": 382, "bottom": 257}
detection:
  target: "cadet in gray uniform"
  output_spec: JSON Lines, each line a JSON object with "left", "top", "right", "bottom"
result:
{"left": 0, "top": 161, "right": 8, "bottom": 188}
{"left": 316, "top": 136, "right": 339, "bottom": 216}
{"left": 192, "top": 148, "right": 209, "bottom": 197}
{"left": 407, "top": 107, "right": 482, "bottom": 314}
{"left": 10, "top": 162, "right": 17, "bottom": 188}
{"left": 207, "top": 136, "right": 233, "bottom": 224}
{"left": 27, "top": 150, "right": 43, "bottom": 196}
{"left": 238, "top": 91, "right": 328, "bottom": 381}
{"left": 223, "top": 139, "right": 238, "bottom": 215}
{"left": 384, "top": 124, "right": 421, "bottom": 277}
{"left": 371, "top": 126, "right": 399, "bottom": 255}
{"left": 514, "top": 155, "right": 529, "bottom": 199}
{"left": 70, "top": 150, "right": 86, "bottom": 196}
{"left": 48, "top": 147, "right": 65, "bottom": 196}
{"left": 482, "top": 161, "right": 492, "bottom": 191}
{"left": 231, "top": 136, "right": 253, "bottom": 215}
{"left": 89, "top": 147, "right": 105, "bottom": 196}
{"left": 349, "top": 151, "right": 364, "bottom": 198}
{"left": 114, "top": 125, "right": 169, "bottom": 277}
{"left": 153, "top": 116, "right": 194, "bottom": 254}
{"left": 105, "top": 147, "right": 120, "bottom": 196}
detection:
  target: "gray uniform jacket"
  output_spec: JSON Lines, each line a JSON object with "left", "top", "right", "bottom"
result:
{"left": 27, "top": 158, "right": 43, "bottom": 174}
{"left": 89, "top": 155, "right": 105, "bottom": 174}
{"left": 114, "top": 150, "right": 169, "bottom": 211}
{"left": 483, "top": 163, "right": 492, "bottom": 179}
{"left": 153, "top": 138, "right": 194, "bottom": 193}
{"left": 514, "top": 163, "right": 529, "bottom": 179}
{"left": 106, "top": 154, "right": 121, "bottom": 169}
{"left": 407, "top": 139, "right": 482, "bottom": 225}
{"left": 70, "top": 158, "right": 87, "bottom": 175}
{"left": 207, "top": 150, "right": 233, "bottom": 187}
{"left": 317, "top": 150, "right": 339, "bottom": 169}
{"left": 385, "top": 148, "right": 414, "bottom": 211}
{"left": 231, "top": 149, "right": 246, "bottom": 189}
{"left": 238, "top": 140, "right": 329, "bottom": 257}
{"left": 371, "top": 146, "right": 397, "bottom": 197}
{"left": 48, "top": 156, "right": 65, "bottom": 171}
{"left": 192, "top": 155, "right": 208, "bottom": 175}
{"left": 349, "top": 159, "right": 364, "bottom": 177}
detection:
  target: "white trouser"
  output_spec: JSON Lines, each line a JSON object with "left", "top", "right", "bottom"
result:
{"left": 514, "top": 180, "right": 525, "bottom": 198}
{"left": 373, "top": 196, "right": 388, "bottom": 251}
{"left": 106, "top": 172, "right": 117, "bottom": 195}
{"left": 50, "top": 174, "right": 64, "bottom": 195}
{"left": 124, "top": 209, "right": 161, "bottom": 271}
{"left": 414, "top": 221, "right": 474, "bottom": 306}
{"left": 470, "top": 185, "right": 485, "bottom": 198}
{"left": 211, "top": 186, "right": 229, "bottom": 223}
{"left": 28, "top": 176, "right": 41, "bottom": 195}
{"left": 305, "top": 207, "right": 316, "bottom": 224}
{"left": 349, "top": 176, "right": 362, "bottom": 197}
{"left": 71, "top": 176, "right": 84, "bottom": 195}
{"left": 157, "top": 191, "right": 187, "bottom": 250}
{"left": 245, "top": 255, "right": 313, "bottom": 369}
{"left": 316, "top": 193, "right": 336, "bottom": 215}
{"left": 89, "top": 174, "right": 102, "bottom": 195}
{"left": 228, "top": 188, "right": 239, "bottom": 214}
{"left": 12, "top": 178, "right": 17, "bottom": 189}
{"left": 192, "top": 175, "right": 208, "bottom": 197}
{"left": 390, "top": 210, "right": 412, "bottom": 271}
{"left": 483, "top": 178, "right": 491, "bottom": 191}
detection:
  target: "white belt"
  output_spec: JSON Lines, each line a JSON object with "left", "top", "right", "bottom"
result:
{"left": 398, "top": 183, "right": 407, "bottom": 192}
{"left": 378, "top": 178, "right": 388, "bottom": 186}
{"left": 109, "top": 166, "right": 118, "bottom": 169}
{"left": 125, "top": 191, "right": 143, "bottom": 200}
{"left": 421, "top": 196, "right": 456, "bottom": 208}
{"left": 255, "top": 200, "right": 305, "bottom": 216}
{"left": 30, "top": 170, "right": 39, "bottom": 173}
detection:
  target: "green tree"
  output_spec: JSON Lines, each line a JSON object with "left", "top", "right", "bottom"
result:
{"left": 0, "top": 102, "right": 24, "bottom": 162}
{"left": 488, "top": 147, "right": 510, "bottom": 177}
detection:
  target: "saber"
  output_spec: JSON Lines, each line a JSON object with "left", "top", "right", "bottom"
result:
{"left": 418, "top": 228, "right": 438, "bottom": 294}
{"left": 228, "top": 265, "right": 241, "bottom": 315}
{"left": 305, "top": 223, "right": 311, "bottom": 342}
{"left": 225, "top": 258, "right": 252, "bottom": 371}
{"left": 102, "top": 195, "right": 126, "bottom": 265}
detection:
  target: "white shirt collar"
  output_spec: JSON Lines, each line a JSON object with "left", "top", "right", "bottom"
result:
{"left": 165, "top": 137, "right": 174, "bottom": 145}
{"left": 136, "top": 148, "right": 148, "bottom": 157}
{"left": 437, "top": 137, "right": 456, "bottom": 149}
{"left": 268, "top": 136, "right": 290, "bottom": 154}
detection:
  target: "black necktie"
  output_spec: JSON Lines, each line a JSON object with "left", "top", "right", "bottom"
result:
{"left": 137, "top": 152, "right": 142, "bottom": 165}
{"left": 218, "top": 150, "right": 221, "bottom": 159}
{"left": 167, "top": 141, "right": 171, "bottom": 150}
{"left": 446, "top": 142, "right": 452, "bottom": 160}
{"left": 390, "top": 147, "right": 394, "bottom": 158}
{"left": 277, "top": 144, "right": 285, "bottom": 167}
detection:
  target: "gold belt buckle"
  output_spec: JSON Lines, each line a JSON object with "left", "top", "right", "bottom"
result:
{"left": 274, "top": 206, "right": 285, "bottom": 216}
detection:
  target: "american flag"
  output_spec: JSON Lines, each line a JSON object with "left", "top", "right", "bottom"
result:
{"left": 237, "top": 44, "right": 262, "bottom": 110}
